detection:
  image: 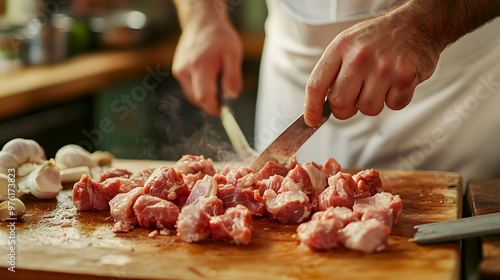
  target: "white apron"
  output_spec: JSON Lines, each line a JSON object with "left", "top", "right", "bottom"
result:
{"left": 255, "top": 0, "right": 500, "bottom": 183}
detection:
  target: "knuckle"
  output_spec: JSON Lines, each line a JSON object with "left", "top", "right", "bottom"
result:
{"left": 387, "top": 91, "right": 413, "bottom": 110}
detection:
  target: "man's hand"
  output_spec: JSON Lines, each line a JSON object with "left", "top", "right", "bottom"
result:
{"left": 304, "top": 0, "right": 500, "bottom": 126}
{"left": 172, "top": 0, "right": 243, "bottom": 116}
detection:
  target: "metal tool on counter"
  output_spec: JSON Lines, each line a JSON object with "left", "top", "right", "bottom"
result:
{"left": 248, "top": 100, "right": 331, "bottom": 171}
{"left": 219, "top": 95, "right": 258, "bottom": 164}
{"left": 411, "top": 212, "right": 500, "bottom": 245}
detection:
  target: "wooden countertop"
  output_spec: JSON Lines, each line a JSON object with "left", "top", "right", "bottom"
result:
{"left": 0, "top": 33, "right": 264, "bottom": 120}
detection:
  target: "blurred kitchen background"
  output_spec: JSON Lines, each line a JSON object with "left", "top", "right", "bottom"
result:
{"left": 0, "top": 0, "right": 267, "bottom": 161}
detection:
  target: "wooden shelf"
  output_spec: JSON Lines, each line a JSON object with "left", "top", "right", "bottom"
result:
{"left": 0, "top": 33, "right": 264, "bottom": 120}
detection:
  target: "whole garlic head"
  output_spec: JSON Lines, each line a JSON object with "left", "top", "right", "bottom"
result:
{"left": 55, "top": 144, "right": 97, "bottom": 170}
{"left": 18, "top": 159, "right": 63, "bottom": 199}
{"left": 0, "top": 139, "right": 46, "bottom": 174}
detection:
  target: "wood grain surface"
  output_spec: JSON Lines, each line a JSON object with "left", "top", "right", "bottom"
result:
{"left": 467, "top": 179, "right": 500, "bottom": 279}
{"left": 0, "top": 160, "right": 462, "bottom": 280}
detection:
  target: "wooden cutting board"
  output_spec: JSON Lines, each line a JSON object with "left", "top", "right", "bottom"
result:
{"left": 0, "top": 159, "right": 462, "bottom": 280}
{"left": 467, "top": 179, "right": 500, "bottom": 279}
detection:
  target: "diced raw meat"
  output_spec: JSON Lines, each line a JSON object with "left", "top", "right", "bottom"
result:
{"left": 263, "top": 189, "right": 312, "bottom": 223}
{"left": 144, "top": 166, "right": 190, "bottom": 206}
{"left": 174, "top": 155, "right": 216, "bottom": 176}
{"left": 338, "top": 219, "right": 390, "bottom": 253}
{"left": 357, "top": 206, "right": 393, "bottom": 228}
{"left": 129, "top": 167, "right": 156, "bottom": 183}
{"left": 280, "top": 165, "right": 312, "bottom": 195}
{"left": 183, "top": 172, "right": 205, "bottom": 189}
{"left": 258, "top": 175, "right": 284, "bottom": 196}
{"left": 353, "top": 169, "right": 383, "bottom": 195}
{"left": 285, "top": 155, "right": 298, "bottom": 171}
{"left": 321, "top": 158, "right": 341, "bottom": 178}
{"left": 213, "top": 174, "right": 227, "bottom": 185}
{"left": 353, "top": 192, "right": 403, "bottom": 226}
{"left": 225, "top": 167, "right": 259, "bottom": 189}
{"left": 102, "top": 177, "right": 144, "bottom": 193}
{"left": 218, "top": 185, "right": 265, "bottom": 216}
{"left": 302, "top": 163, "right": 327, "bottom": 210}
{"left": 176, "top": 205, "right": 211, "bottom": 243}
{"left": 354, "top": 180, "right": 372, "bottom": 198}
{"left": 185, "top": 175, "right": 223, "bottom": 216}
{"left": 219, "top": 165, "right": 233, "bottom": 176}
{"left": 312, "top": 206, "right": 359, "bottom": 226}
{"left": 73, "top": 174, "right": 124, "bottom": 211}
{"left": 209, "top": 205, "right": 253, "bottom": 245}
{"left": 257, "top": 160, "right": 289, "bottom": 180}
{"left": 133, "top": 195, "right": 180, "bottom": 229}
{"left": 99, "top": 168, "right": 132, "bottom": 182}
{"left": 297, "top": 214, "right": 344, "bottom": 251}
{"left": 109, "top": 187, "right": 145, "bottom": 232}
{"left": 318, "top": 173, "right": 357, "bottom": 210}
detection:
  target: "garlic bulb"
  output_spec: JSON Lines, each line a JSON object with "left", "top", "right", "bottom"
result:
{"left": 55, "top": 144, "right": 97, "bottom": 170}
{"left": 0, "top": 139, "right": 46, "bottom": 174}
{"left": 0, "top": 198, "right": 26, "bottom": 221}
{"left": 18, "top": 159, "right": 63, "bottom": 199}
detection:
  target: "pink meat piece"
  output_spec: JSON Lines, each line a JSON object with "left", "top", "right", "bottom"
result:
{"left": 176, "top": 205, "right": 211, "bottom": 243}
{"left": 99, "top": 168, "right": 132, "bottom": 182}
{"left": 353, "top": 192, "right": 403, "bottom": 226}
{"left": 174, "top": 155, "right": 216, "bottom": 176}
{"left": 353, "top": 169, "right": 384, "bottom": 195}
{"left": 263, "top": 189, "right": 312, "bottom": 223}
{"left": 129, "top": 167, "right": 156, "bottom": 184}
{"left": 225, "top": 166, "right": 259, "bottom": 189}
{"left": 338, "top": 219, "right": 390, "bottom": 253}
{"left": 297, "top": 214, "right": 344, "bottom": 251}
{"left": 258, "top": 175, "right": 284, "bottom": 196}
{"left": 133, "top": 195, "right": 179, "bottom": 229}
{"left": 257, "top": 160, "right": 289, "bottom": 180}
{"left": 217, "top": 185, "right": 265, "bottom": 216}
{"left": 183, "top": 172, "right": 205, "bottom": 189}
{"left": 72, "top": 174, "right": 124, "bottom": 211}
{"left": 312, "top": 206, "right": 360, "bottom": 226}
{"left": 213, "top": 174, "right": 227, "bottom": 185}
{"left": 318, "top": 172, "right": 357, "bottom": 210}
{"left": 279, "top": 165, "right": 312, "bottom": 195}
{"left": 185, "top": 175, "right": 224, "bottom": 216}
{"left": 302, "top": 163, "right": 327, "bottom": 210}
{"left": 355, "top": 180, "right": 372, "bottom": 198}
{"left": 209, "top": 205, "right": 253, "bottom": 245}
{"left": 285, "top": 155, "right": 298, "bottom": 171}
{"left": 321, "top": 158, "right": 341, "bottom": 178}
{"left": 109, "top": 187, "right": 145, "bottom": 232}
{"left": 144, "top": 166, "right": 190, "bottom": 206}
{"left": 219, "top": 165, "right": 233, "bottom": 176}
{"left": 102, "top": 177, "right": 144, "bottom": 193}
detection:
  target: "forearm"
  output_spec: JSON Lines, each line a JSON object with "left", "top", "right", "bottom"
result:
{"left": 173, "top": 0, "right": 230, "bottom": 29}
{"left": 393, "top": 0, "right": 500, "bottom": 52}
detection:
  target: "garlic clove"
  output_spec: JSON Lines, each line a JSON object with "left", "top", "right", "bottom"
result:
{"left": 0, "top": 152, "right": 18, "bottom": 175}
{"left": 91, "top": 150, "right": 115, "bottom": 167}
{"left": 60, "top": 166, "right": 91, "bottom": 184}
{"left": 18, "top": 159, "right": 63, "bottom": 199}
{"left": 17, "top": 162, "right": 40, "bottom": 177}
{"left": 2, "top": 138, "right": 46, "bottom": 166}
{"left": 55, "top": 144, "right": 97, "bottom": 170}
{"left": 0, "top": 198, "right": 26, "bottom": 221}
{"left": 0, "top": 174, "right": 24, "bottom": 201}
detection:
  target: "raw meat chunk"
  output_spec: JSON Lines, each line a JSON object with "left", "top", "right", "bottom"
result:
{"left": 302, "top": 163, "right": 327, "bottom": 210}
{"left": 297, "top": 214, "right": 344, "bottom": 251}
{"left": 258, "top": 175, "right": 284, "bottom": 196}
{"left": 209, "top": 205, "right": 253, "bottom": 245}
{"left": 174, "top": 155, "right": 216, "bottom": 176}
{"left": 176, "top": 205, "right": 211, "bottom": 243}
{"left": 183, "top": 172, "right": 205, "bottom": 189}
{"left": 109, "top": 187, "right": 145, "bottom": 232}
{"left": 321, "top": 158, "right": 341, "bottom": 178}
{"left": 218, "top": 185, "right": 265, "bottom": 216}
{"left": 280, "top": 165, "right": 312, "bottom": 195}
{"left": 102, "top": 177, "right": 144, "bottom": 193}
{"left": 73, "top": 174, "right": 124, "bottom": 211}
{"left": 144, "top": 166, "right": 190, "bottom": 206}
{"left": 257, "top": 160, "right": 289, "bottom": 180}
{"left": 312, "top": 207, "right": 359, "bottom": 226}
{"left": 353, "top": 169, "right": 383, "bottom": 195}
{"left": 318, "top": 173, "right": 357, "bottom": 210}
{"left": 263, "top": 189, "right": 312, "bottom": 223}
{"left": 285, "top": 155, "right": 298, "bottom": 171}
{"left": 353, "top": 192, "right": 403, "bottom": 226}
{"left": 129, "top": 167, "right": 156, "bottom": 183}
{"left": 225, "top": 167, "right": 259, "bottom": 189}
{"left": 133, "top": 195, "right": 179, "bottom": 229}
{"left": 213, "top": 173, "right": 227, "bottom": 185}
{"left": 338, "top": 219, "right": 390, "bottom": 253}
{"left": 185, "top": 175, "right": 223, "bottom": 216}
{"left": 99, "top": 168, "right": 132, "bottom": 182}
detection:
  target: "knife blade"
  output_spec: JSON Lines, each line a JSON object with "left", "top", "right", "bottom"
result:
{"left": 219, "top": 96, "right": 258, "bottom": 164}
{"left": 248, "top": 100, "right": 331, "bottom": 171}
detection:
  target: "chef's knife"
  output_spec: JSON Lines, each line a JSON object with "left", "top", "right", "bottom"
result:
{"left": 248, "top": 100, "right": 331, "bottom": 171}
{"left": 219, "top": 95, "right": 258, "bottom": 164}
